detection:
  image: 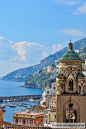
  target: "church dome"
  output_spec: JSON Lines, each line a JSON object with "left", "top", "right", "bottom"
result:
{"left": 59, "top": 40, "right": 82, "bottom": 61}
{"left": 78, "top": 73, "right": 85, "bottom": 78}
{"left": 59, "top": 50, "right": 82, "bottom": 61}
{"left": 56, "top": 73, "right": 65, "bottom": 78}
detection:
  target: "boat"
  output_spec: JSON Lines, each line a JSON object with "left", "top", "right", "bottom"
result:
{"left": 9, "top": 104, "right": 16, "bottom": 107}
{"left": 3, "top": 100, "right": 7, "bottom": 102}
{"left": 0, "top": 104, "right": 6, "bottom": 108}
{"left": 29, "top": 98, "right": 34, "bottom": 102}
{"left": 17, "top": 103, "right": 23, "bottom": 106}
{"left": 7, "top": 103, "right": 10, "bottom": 106}
{"left": 21, "top": 108, "right": 26, "bottom": 111}
{"left": 22, "top": 105, "right": 27, "bottom": 107}
{"left": 22, "top": 102, "right": 28, "bottom": 105}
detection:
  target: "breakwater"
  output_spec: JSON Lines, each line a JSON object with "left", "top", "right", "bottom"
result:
{"left": 0, "top": 95, "right": 42, "bottom": 102}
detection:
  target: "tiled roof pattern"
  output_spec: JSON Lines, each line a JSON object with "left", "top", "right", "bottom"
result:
{"left": 56, "top": 73, "right": 65, "bottom": 77}
{"left": 28, "top": 104, "right": 45, "bottom": 110}
{"left": 78, "top": 73, "right": 85, "bottom": 77}
{"left": 59, "top": 50, "right": 82, "bottom": 61}
{"left": 3, "top": 121, "right": 11, "bottom": 125}
{"left": 15, "top": 112, "right": 43, "bottom": 115}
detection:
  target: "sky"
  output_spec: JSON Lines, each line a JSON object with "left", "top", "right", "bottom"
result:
{"left": 0, "top": 0, "right": 86, "bottom": 76}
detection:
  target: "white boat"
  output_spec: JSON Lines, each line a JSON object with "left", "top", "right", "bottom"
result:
{"left": 22, "top": 105, "right": 27, "bottom": 107}
{"left": 29, "top": 98, "right": 34, "bottom": 102}
{"left": 17, "top": 103, "right": 23, "bottom": 106}
{"left": 0, "top": 104, "right": 6, "bottom": 108}
{"left": 9, "top": 104, "right": 16, "bottom": 107}
{"left": 3, "top": 100, "right": 7, "bottom": 102}
{"left": 21, "top": 108, "right": 26, "bottom": 111}
{"left": 22, "top": 102, "right": 28, "bottom": 105}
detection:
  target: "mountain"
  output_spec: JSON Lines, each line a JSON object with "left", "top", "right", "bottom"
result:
{"left": 2, "top": 37, "right": 86, "bottom": 82}
{"left": 22, "top": 62, "right": 58, "bottom": 90}
{"left": 23, "top": 45, "right": 86, "bottom": 89}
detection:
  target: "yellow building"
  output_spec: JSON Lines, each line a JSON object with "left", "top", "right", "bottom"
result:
{"left": 0, "top": 107, "right": 6, "bottom": 128}
{"left": 56, "top": 40, "right": 86, "bottom": 123}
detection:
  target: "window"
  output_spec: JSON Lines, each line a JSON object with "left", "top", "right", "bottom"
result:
{"left": 30, "top": 121, "right": 32, "bottom": 126}
{"left": 47, "top": 91, "right": 49, "bottom": 94}
{"left": 69, "top": 79, "right": 73, "bottom": 91}
{"left": 16, "top": 119, "right": 18, "bottom": 124}
{"left": 54, "top": 115, "right": 56, "bottom": 120}
{"left": 23, "top": 120, "right": 25, "bottom": 125}
{"left": 53, "top": 87, "right": 55, "bottom": 89}
{"left": 41, "top": 120, "right": 42, "bottom": 125}
{"left": 37, "top": 121, "right": 38, "bottom": 126}
{"left": 79, "top": 86, "right": 81, "bottom": 94}
{"left": 49, "top": 114, "right": 50, "bottom": 117}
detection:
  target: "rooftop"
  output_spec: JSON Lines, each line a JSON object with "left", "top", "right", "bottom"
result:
{"left": 59, "top": 50, "right": 82, "bottom": 61}
{"left": 59, "top": 41, "right": 82, "bottom": 61}
{"left": 14, "top": 112, "right": 43, "bottom": 116}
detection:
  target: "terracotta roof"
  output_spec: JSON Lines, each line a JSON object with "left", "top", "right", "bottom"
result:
{"left": 52, "top": 82, "right": 56, "bottom": 84}
{"left": 3, "top": 121, "right": 11, "bottom": 125}
{"left": 28, "top": 104, "right": 45, "bottom": 110}
{"left": 50, "top": 97, "right": 56, "bottom": 101}
{"left": 53, "top": 107, "right": 56, "bottom": 109}
{"left": 14, "top": 112, "right": 43, "bottom": 116}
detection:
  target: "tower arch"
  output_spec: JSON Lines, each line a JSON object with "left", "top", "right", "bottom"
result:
{"left": 63, "top": 100, "right": 80, "bottom": 123}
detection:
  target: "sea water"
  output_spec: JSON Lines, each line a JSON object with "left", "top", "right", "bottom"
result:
{"left": 0, "top": 78, "right": 42, "bottom": 123}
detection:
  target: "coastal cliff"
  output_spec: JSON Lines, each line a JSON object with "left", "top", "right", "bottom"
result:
{"left": 2, "top": 37, "right": 86, "bottom": 82}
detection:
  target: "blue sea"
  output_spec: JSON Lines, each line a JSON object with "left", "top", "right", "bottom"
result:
{"left": 0, "top": 77, "right": 42, "bottom": 123}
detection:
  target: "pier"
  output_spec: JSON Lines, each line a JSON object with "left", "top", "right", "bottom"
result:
{"left": 0, "top": 95, "right": 42, "bottom": 102}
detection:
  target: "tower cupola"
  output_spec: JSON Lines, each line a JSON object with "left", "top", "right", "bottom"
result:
{"left": 68, "top": 39, "right": 73, "bottom": 50}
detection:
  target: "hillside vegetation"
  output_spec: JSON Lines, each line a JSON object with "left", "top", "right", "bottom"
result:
{"left": 2, "top": 37, "right": 86, "bottom": 82}
{"left": 23, "top": 62, "right": 58, "bottom": 89}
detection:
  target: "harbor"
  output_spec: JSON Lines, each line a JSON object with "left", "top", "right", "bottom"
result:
{"left": 0, "top": 97, "right": 41, "bottom": 108}
{"left": 0, "top": 78, "right": 42, "bottom": 122}
{"left": 0, "top": 94, "right": 42, "bottom": 102}
{"left": 0, "top": 100, "right": 38, "bottom": 123}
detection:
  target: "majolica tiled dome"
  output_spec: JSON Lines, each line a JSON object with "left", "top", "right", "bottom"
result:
{"left": 59, "top": 41, "right": 82, "bottom": 61}
{"left": 56, "top": 73, "right": 65, "bottom": 78}
{"left": 78, "top": 73, "right": 85, "bottom": 78}
{"left": 59, "top": 50, "right": 82, "bottom": 61}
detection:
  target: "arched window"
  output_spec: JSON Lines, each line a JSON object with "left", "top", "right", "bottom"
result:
{"left": 78, "top": 86, "right": 81, "bottom": 94}
{"left": 69, "top": 79, "right": 73, "bottom": 91}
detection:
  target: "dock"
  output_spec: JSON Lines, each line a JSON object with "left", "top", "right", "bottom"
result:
{"left": 0, "top": 95, "right": 42, "bottom": 102}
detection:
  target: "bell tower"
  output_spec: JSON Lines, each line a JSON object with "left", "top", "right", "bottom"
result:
{"left": 68, "top": 39, "right": 73, "bottom": 51}
{"left": 56, "top": 40, "right": 86, "bottom": 123}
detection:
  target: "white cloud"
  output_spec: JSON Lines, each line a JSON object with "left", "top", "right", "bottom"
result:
{"left": 12, "top": 41, "right": 47, "bottom": 63}
{"left": 74, "top": 1, "right": 86, "bottom": 14}
{"left": 57, "top": 28, "right": 86, "bottom": 36}
{"left": 54, "top": 0, "right": 82, "bottom": 5}
{"left": 0, "top": 36, "right": 14, "bottom": 61}
{"left": 0, "top": 36, "right": 64, "bottom": 76}
{"left": 52, "top": 44, "right": 63, "bottom": 52}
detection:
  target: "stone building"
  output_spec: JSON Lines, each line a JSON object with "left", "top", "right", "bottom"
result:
{"left": 0, "top": 107, "right": 6, "bottom": 128}
{"left": 40, "top": 82, "right": 56, "bottom": 108}
{"left": 26, "top": 104, "right": 45, "bottom": 113}
{"left": 56, "top": 40, "right": 86, "bottom": 123}
{"left": 13, "top": 111, "right": 44, "bottom": 126}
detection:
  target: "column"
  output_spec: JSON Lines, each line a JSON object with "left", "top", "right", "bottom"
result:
{"left": 28, "top": 119, "right": 30, "bottom": 126}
